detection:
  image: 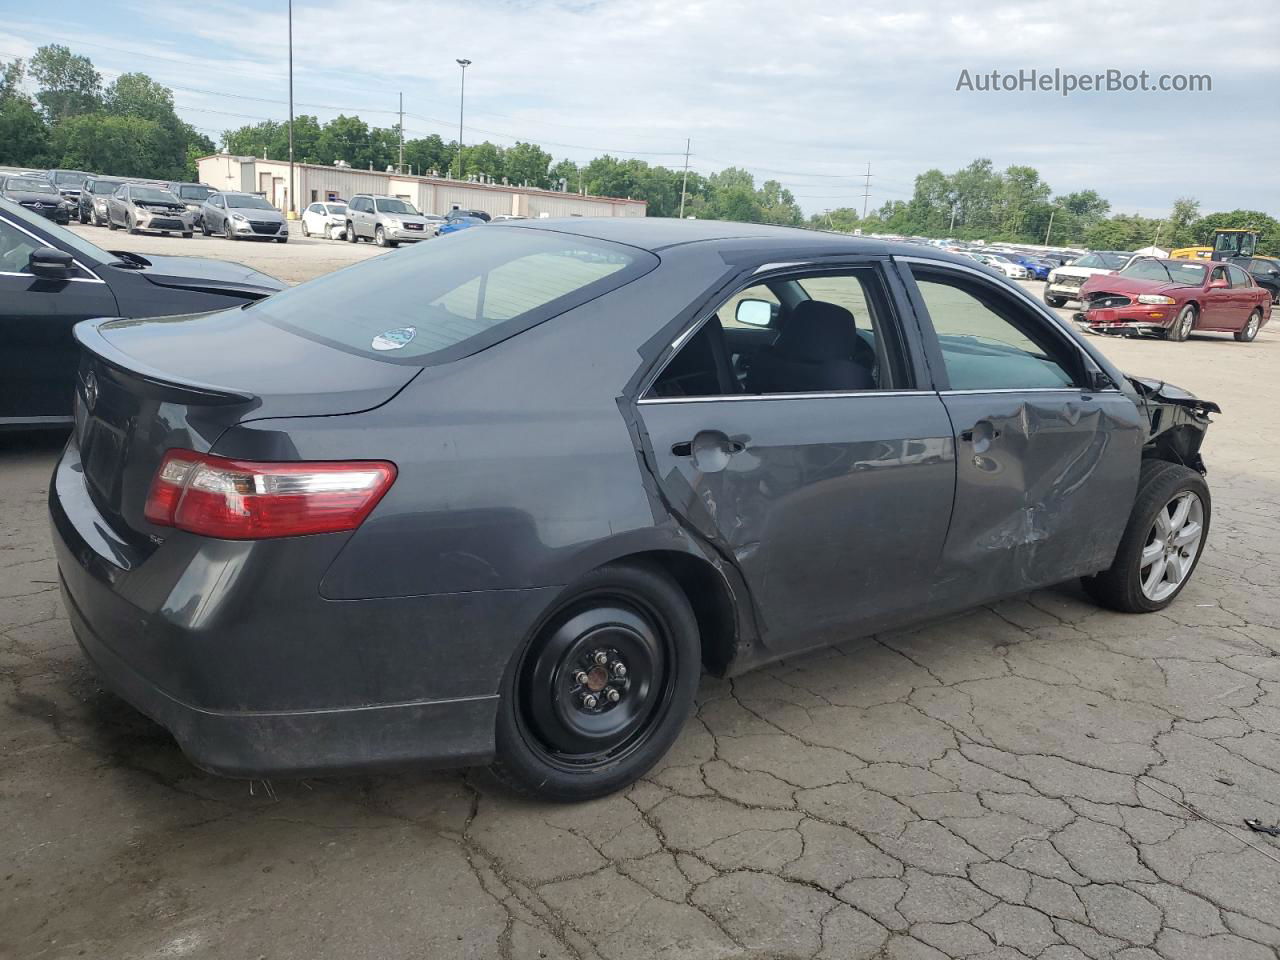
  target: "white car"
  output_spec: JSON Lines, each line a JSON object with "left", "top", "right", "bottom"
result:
{"left": 972, "top": 253, "right": 1029, "bottom": 279}
{"left": 300, "top": 201, "right": 349, "bottom": 240}
{"left": 1044, "top": 251, "right": 1134, "bottom": 307}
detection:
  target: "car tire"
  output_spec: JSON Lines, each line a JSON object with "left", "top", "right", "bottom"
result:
{"left": 182, "top": 231, "right": 193, "bottom": 239}
{"left": 1166, "top": 304, "right": 1195, "bottom": 341}
{"left": 1081, "top": 459, "right": 1210, "bottom": 614}
{"left": 346, "top": 221, "right": 357, "bottom": 243}
{"left": 276, "top": 236, "right": 288, "bottom": 244}
{"left": 300, "top": 220, "right": 310, "bottom": 237}
{"left": 1044, "top": 294, "right": 1066, "bottom": 308}
{"left": 200, "top": 218, "right": 210, "bottom": 236}
{"left": 491, "top": 562, "right": 701, "bottom": 802}
{"left": 78, "top": 208, "right": 88, "bottom": 224}
{"left": 375, "top": 226, "right": 390, "bottom": 247}
{"left": 127, "top": 216, "right": 139, "bottom": 235}
{"left": 1235, "top": 309, "right": 1262, "bottom": 343}
{"left": 225, "top": 220, "right": 236, "bottom": 241}
{"left": 107, "top": 216, "right": 117, "bottom": 231}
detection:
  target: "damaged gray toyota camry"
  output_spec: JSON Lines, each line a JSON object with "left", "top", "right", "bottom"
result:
{"left": 50, "top": 219, "right": 1219, "bottom": 801}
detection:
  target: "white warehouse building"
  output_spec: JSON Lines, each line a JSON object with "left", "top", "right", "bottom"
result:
{"left": 196, "top": 155, "right": 647, "bottom": 220}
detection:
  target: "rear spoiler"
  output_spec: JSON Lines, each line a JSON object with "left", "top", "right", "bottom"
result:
{"left": 73, "top": 317, "right": 256, "bottom": 406}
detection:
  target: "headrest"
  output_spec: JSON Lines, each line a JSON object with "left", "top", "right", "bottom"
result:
{"left": 776, "top": 300, "right": 859, "bottom": 363}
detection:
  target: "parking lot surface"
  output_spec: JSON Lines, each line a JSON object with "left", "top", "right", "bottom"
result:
{"left": 3, "top": 234, "right": 1279, "bottom": 960}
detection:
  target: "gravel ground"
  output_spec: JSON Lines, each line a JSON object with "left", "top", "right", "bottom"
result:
{"left": 2, "top": 231, "right": 1279, "bottom": 960}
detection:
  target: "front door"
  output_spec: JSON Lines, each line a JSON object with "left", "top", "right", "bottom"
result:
{"left": 636, "top": 262, "right": 956, "bottom": 654}
{"left": 900, "top": 261, "right": 1144, "bottom": 605}
{"left": 0, "top": 214, "right": 118, "bottom": 423}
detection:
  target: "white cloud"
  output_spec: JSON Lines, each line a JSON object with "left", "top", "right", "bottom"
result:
{"left": 3, "top": 0, "right": 1276, "bottom": 216}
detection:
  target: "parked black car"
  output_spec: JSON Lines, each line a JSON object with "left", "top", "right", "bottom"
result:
{"left": 0, "top": 197, "right": 285, "bottom": 428}
{"left": 1, "top": 175, "right": 73, "bottom": 223}
{"left": 46, "top": 169, "right": 92, "bottom": 202}
{"left": 50, "top": 219, "right": 1217, "bottom": 800}
{"left": 1247, "top": 257, "right": 1280, "bottom": 304}
{"left": 164, "top": 181, "right": 217, "bottom": 226}
{"left": 448, "top": 207, "right": 491, "bottom": 222}
{"left": 78, "top": 175, "right": 127, "bottom": 225}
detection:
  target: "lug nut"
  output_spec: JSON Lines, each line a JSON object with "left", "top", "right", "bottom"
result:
{"left": 593, "top": 650, "right": 609, "bottom": 665}
{"left": 574, "top": 671, "right": 589, "bottom": 685}
{"left": 612, "top": 661, "right": 627, "bottom": 678}
{"left": 606, "top": 687, "right": 621, "bottom": 703}
{"left": 582, "top": 693, "right": 598, "bottom": 709}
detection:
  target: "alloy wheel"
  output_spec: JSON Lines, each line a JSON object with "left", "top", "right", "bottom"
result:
{"left": 1139, "top": 491, "right": 1204, "bottom": 602}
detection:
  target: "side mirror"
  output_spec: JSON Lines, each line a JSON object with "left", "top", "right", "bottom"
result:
{"left": 29, "top": 247, "right": 74, "bottom": 280}
{"left": 735, "top": 298, "right": 775, "bottom": 327}
{"left": 1207, "top": 277, "right": 1228, "bottom": 289}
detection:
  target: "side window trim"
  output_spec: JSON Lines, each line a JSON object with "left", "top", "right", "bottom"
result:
{"left": 895, "top": 256, "right": 1096, "bottom": 393}
{"left": 0, "top": 213, "right": 103, "bottom": 283}
{"left": 639, "top": 257, "right": 925, "bottom": 402}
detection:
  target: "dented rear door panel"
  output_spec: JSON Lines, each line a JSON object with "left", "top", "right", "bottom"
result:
{"left": 931, "top": 388, "right": 1144, "bottom": 604}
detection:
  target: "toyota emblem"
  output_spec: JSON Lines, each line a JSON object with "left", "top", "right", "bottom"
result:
{"left": 83, "top": 371, "right": 99, "bottom": 411}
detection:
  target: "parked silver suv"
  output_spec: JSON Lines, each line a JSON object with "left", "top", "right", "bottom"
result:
{"left": 345, "top": 194, "right": 433, "bottom": 246}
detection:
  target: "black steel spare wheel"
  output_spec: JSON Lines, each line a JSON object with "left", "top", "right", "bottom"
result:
{"left": 493, "top": 563, "right": 700, "bottom": 801}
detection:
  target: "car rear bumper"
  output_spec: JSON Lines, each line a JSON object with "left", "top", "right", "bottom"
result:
{"left": 49, "top": 437, "right": 556, "bottom": 777}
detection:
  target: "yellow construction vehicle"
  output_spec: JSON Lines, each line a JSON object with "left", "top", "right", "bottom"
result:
{"left": 1171, "top": 228, "right": 1259, "bottom": 263}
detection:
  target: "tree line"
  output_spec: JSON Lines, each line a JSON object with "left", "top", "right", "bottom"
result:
{"left": 0, "top": 46, "right": 213, "bottom": 181}
{"left": 811, "top": 158, "right": 1278, "bottom": 255}
{"left": 2, "top": 45, "right": 1273, "bottom": 252}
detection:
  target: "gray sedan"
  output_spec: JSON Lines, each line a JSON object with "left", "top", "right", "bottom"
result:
{"left": 200, "top": 192, "right": 288, "bottom": 242}
{"left": 106, "top": 183, "right": 194, "bottom": 236}
{"left": 50, "top": 219, "right": 1217, "bottom": 801}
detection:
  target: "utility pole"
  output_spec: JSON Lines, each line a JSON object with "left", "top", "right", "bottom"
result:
{"left": 455, "top": 59, "right": 471, "bottom": 179}
{"left": 286, "top": 0, "right": 295, "bottom": 216}
{"left": 678, "top": 138, "right": 691, "bottom": 218}
{"left": 861, "top": 162, "right": 872, "bottom": 220}
{"left": 1044, "top": 207, "right": 1056, "bottom": 245}
{"left": 398, "top": 91, "right": 404, "bottom": 173}
{"left": 949, "top": 203, "right": 959, "bottom": 234}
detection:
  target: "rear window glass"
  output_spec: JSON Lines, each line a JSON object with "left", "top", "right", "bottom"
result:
{"left": 247, "top": 226, "right": 657, "bottom": 364}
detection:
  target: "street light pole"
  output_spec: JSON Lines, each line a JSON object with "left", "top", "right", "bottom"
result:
{"left": 455, "top": 59, "right": 471, "bottom": 180}
{"left": 1044, "top": 207, "right": 1056, "bottom": 245}
{"left": 287, "top": 0, "right": 295, "bottom": 216}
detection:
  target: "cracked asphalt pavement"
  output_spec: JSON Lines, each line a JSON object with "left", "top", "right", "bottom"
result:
{"left": 3, "top": 253, "right": 1279, "bottom": 959}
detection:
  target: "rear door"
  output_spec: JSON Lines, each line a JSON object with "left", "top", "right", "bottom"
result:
{"left": 636, "top": 259, "right": 957, "bottom": 654}
{"left": 1226, "top": 264, "right": 1256, "bottom": 328}
{"left": 897, "top": 258, "right": 1144, "bottom": 605}
{"left": 0, "top": 212, "right": 118, "bottom": 424}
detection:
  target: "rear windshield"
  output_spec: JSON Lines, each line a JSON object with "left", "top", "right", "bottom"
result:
{"left": 248, "top": 226, "right": 657, "bottom": 364}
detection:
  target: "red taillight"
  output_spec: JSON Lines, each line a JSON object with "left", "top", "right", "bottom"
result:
{"left": 144, "top": 450, "right": 396, "bottom": 540}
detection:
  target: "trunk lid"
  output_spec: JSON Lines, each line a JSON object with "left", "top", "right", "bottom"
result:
{"left": 72, "top": 311, "right": 419, "bottom": 548}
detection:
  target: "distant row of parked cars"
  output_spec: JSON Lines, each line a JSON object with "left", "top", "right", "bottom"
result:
{"left": 300, "top": 198, "right": 505, "bottom": 246}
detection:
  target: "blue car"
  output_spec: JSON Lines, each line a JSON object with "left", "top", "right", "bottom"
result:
{"left": 1003, "top": 253, "right": 1052, "bottom": 280}
{"left": 439, "top": 215, "right": 484, "bottom": 236}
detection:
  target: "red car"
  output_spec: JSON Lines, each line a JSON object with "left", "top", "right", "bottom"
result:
{"left": 1078, "top": 257, "right": 1270, "bottom": 342}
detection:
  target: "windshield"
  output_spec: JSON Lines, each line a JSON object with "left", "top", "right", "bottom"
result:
{"left": 324, "top": 203, "right": 347, "bottom": 214}
{"left": 226, "top": 195, "right": 275, "bottom": 210}
{"left": 5, "top": 178, "right": 57, "bottom": 194}
{"left": 53, "top": 171, "right": 88, "bottom": 185}
{"left": 92, "top": 180, "right": 123, "bottom": 194}
{"left": 375, "top": 198, "right": 419, "bottom": 215}
{"left": 1120, "top": 260, "right": 1205, "bottom": 286}
{"left": 248, "top": 227, "right": 656, "bottom": 364}
{"left": 131, "top": 187, "right": 181, "bottom": 203}
{"left": 0, "top": 197, "right": 114, "bottom": 264}
{"left": 177, "top": 184, "right": 215, "bottom": 201}
{"left": 1071, "top": 252, "right": 1129, "bottom": 269}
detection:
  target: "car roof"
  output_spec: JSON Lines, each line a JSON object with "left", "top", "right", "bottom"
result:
{"left": 500, "top": 216, "right": 925, "bottom": 258}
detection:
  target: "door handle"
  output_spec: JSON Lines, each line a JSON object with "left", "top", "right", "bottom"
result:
{"left": 959, "top": 422, "right": 1001, "bottom": 450}
{"left": 671, "top": 431, "right": 746, "bottom": 472}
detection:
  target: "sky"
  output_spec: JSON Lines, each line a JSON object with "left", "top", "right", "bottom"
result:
{"left": 2, "top": 0, "right": 1277, "bottom": 219}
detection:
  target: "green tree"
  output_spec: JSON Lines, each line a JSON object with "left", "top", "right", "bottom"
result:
{"left": 0, "top": 58, "right": 49, "bottom": 166}
{"left": 504, "top": 141, "right": 553, "bottom": 188}
{"left": 549, "top": 158, "right": 579, "bottom": 191}
{"left": 317, "top": 114, "right": 372, "bottom": 167}
{"left": 404, "top": 133, "right": 450, "bottom": 176}
{"left": 1, "top": 57, "right": 26, "bottom": 100}
{"left": 222, "top": 120, "right": 288, "bottom": 159}
{"left": 461, "top": 141, "right": 505, "bottom": 180}
{"left": 29, "top": 44, "right": 101, "bottom": 121}
{"left": 51, "top": 113, "right": 186, "bottom": 179}
{"left": 997, "top": 165, "right": 1051, "bottom": 238}
{"left": 950, "top": 159, "right": 1001, "bottom": 235}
